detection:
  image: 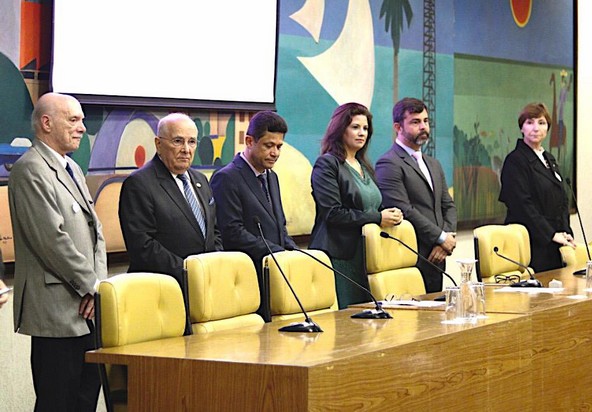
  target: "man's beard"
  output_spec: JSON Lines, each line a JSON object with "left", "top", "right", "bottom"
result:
{"left": 412, "top": 131, "right": 430, "bottom": 146}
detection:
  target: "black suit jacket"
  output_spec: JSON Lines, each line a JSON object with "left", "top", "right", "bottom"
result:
{"left": 210, "top": 154, "right": 296, "bottom": 266}
{"left": 309, "top": 153, "right": 382, "bottom": 259}
{"left": 119, "top": 155, "right": 222, "bottom": 284}
{"left": 499, "top": 139, "right": 572, "bottom": 271}
{"left": 375, "top": 143, "right": 457, "bottom": 292}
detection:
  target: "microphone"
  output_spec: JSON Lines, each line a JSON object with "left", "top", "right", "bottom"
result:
{"left": 565, "top": 178, "right": 590, "bottom": 275}
{"left": 493, "top": 247, "right": 542, "bottom": 287}
{"left": 284, "top": 245, "right": 392, "bottom": 319}
{"left": 379, "top": 231, "right": 458, "bottom": 289}
{"left": 253, "top": 216, "right": 322, "bottom": 333}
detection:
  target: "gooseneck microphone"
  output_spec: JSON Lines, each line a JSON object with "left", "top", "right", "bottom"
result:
{"left": 493, "top": 247, "right": 542, "bottom": 287}
{"left": 565, "top": 178, "right": 591, "bottom": 275}
{"left": 253, "top": 217, "right": 322, "bottom": 333}
{"left": 285, "top": 246, "right": 392, "bottom": 319}
{"left": 379, "top": 231, "right": 458, "bottom": 287}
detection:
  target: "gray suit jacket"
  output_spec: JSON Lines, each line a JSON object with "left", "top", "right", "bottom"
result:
{"left": 375, "top": 143, "right": 456, "bottom": 291}
{"left": 8, "top": 140, "right": 107, "bottom": 337}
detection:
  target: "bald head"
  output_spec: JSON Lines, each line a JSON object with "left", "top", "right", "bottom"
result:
{"left": 32, "top": 93, "right": 86, "bottom": 156}
{"left": 155, "top": 113, "right": 198, "bottom": 174}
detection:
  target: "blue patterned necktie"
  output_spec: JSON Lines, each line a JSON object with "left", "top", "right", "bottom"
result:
{"left": 177, "top": 174, "right": 207, "bottom": 236}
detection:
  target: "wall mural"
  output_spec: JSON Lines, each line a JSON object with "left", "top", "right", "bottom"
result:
{"left": 0, "top": 0, "right": 574, "bottom": 228}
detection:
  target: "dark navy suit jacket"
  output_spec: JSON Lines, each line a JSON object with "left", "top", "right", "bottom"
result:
{"left": 210, "top": 154, "right": 296, "bottom": 268}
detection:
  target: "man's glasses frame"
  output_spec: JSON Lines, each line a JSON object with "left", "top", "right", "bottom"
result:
{"left": 158, "top": 136, "right": 198, "bottom": 148}
{"left": 494, "top": 274, "right": 521, "bottom": 285}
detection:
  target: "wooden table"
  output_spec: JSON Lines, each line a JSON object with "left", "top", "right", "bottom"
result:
{"left": 87, "top": 267, "right": 592, "bottom": 411}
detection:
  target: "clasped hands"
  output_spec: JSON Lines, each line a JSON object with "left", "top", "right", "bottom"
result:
{"left": 552, "top": 232, "right": 576, "bottom": 248}
{"left": 429, "top": 232, "right": 456, "bottom": 264}
{"left": 380, "top": 207, "right": 403, "bottom": 227}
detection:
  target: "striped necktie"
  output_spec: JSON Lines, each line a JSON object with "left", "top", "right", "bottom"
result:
{"left": 177, "top": 174, "right": 207, "bottom": 236}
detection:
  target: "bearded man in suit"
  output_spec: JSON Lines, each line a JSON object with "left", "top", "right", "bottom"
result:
{"left": 119, "top": 113, "right": 222, "bottom": 286}
{"left": 9, "top": 92, "right": 107, "bottom": 411}
{"left": 376, "top": 97, "right": 457, "bottom": 293}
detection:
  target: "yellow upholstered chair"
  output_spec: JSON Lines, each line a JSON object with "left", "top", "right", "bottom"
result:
{"left": 184, "top": 251, "right": 265, "bottom": 333}
{"left": 265, "top": 250, "right": 338, "bottom": 322}
{"left": 362, "top": 221, "right": 426, "bottom": 299}
{"left": 96, "top": 272, "right": 187, "bottom": 412}
{"left": 473, "top": 224, "right": 532, "bottom": 284}
{"left": 559, "top": 243, "right": 591, "bottom": 270}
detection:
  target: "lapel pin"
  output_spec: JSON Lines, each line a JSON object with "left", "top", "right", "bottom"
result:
{"left": 196, "top": 182, "right": 202, "bottom": 188}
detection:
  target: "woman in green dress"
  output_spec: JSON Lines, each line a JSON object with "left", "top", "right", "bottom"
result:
{"left": 309, "top": 103, "right": 403, "bottom": 308}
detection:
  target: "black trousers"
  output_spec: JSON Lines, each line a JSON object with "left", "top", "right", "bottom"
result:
{"left": 31, "top": 326, "right": 101, "bottom": 412}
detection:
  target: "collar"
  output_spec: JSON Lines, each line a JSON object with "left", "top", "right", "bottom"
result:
{"left": 38, "top": 140, "right": 68, "bottom": 169}
{"left": 240, "top": 152, "right": 266, "bottom": 177}
{"left": 395, "top": 138, "right": 416, "bottom": 157}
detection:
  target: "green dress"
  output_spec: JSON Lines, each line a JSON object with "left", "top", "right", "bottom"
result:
{"left": 332, "top": 163, "right": 382, "bottom": 309}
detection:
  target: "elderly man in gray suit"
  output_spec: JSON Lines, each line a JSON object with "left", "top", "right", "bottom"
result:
{"left": 376, "top": 97, "right": 457, "bottom": 293}
{"left": 8, "top": 92, "right": 107, "bottom": 411}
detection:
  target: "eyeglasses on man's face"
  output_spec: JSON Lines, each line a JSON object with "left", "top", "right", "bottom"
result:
{"left": 494, "top": 274, "right": 521, "bottom": 284}
{"left": 158, "top": 136, "right": 198, "bottom": 148}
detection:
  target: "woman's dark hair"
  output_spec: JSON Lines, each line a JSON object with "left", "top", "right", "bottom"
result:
{"left": 518, "top": 102, "right": 552, "bottom": 131}
{"left": 320, "top": 102, "right": 375, "bottom": 178}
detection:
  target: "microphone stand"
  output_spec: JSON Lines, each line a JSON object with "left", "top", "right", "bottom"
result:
{"left": 565, "top": 178, "right": 591, "bottom": 275}
{"left": 254, "top": 217, "right": 322, "bottom": 333}
{"left": 379, "top": 232, "right": 457, "bottom": 301}
{"left": 285, "top": 246, "right": 392, "bottom": 319}
{"left": 493, "top": 247, "right": 542, "bottom": 287}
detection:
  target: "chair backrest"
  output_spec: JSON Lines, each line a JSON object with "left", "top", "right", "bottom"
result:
{"left": 560, "top": 243, "right": 591, "bottom": 269}
{"left": 473, "top": 224, "right": 532, "bottom": 283}
{"left": 362, "top": 221, "right": 426, "bottom": 299}
{"left": 184, "top": 251, "right": 264, "bottom": 333}
{"left": 97, "top": 272, "right": 186, "bottom": 348}
{"left": 266, "top": 250, "right": 337, "bottom": 321}
{"left": 0, "top": 185, "right": 14, "bottom": 263}
{"left": 96, "top": 272, "right": 187, "bottom": 412}
{"left": 93, "top": 177, "right": 126, "bottom": 254}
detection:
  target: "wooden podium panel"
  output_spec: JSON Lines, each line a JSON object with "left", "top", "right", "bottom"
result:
{"left": 530, "top": 297, "right": 592, "bottom": 410}
{"left": 88, "top": 310, "right": 532, "bottom": 411}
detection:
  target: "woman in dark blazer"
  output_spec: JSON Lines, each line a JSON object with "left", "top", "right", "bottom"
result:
{"left": 309, "top": 103, "right": 403, "bottom": 308}
{"left": 499, "top": 102, "right": 575, "bottom": 272}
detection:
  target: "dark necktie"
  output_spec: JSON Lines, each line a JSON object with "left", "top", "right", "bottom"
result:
{"left": 65, "top": 163, "right": 84, "bottom": 196}
{"left": 65, "top": 163, "right": 76, "bottom": 182}
{"left": 258, "top": 173, "right": 271, "bottom": 204}
{"left": 177, "top": 174, "right": 207, "bottom": 236}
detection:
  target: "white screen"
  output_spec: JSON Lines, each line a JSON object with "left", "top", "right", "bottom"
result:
{"left": 52, "top": 0, "right": 278, "bottom": 108}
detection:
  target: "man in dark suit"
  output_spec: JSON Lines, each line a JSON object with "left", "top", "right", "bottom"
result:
{"left": 119, "top": 113, "right": 222, "bottom": 285}
{"left": 376, "top": 97, "right": 457, "bottom": 293}
{"left": 210, "top": 111, "right": 296, "bottom": 284}
{"left": 9, "top": 92, "right": 106, "bottom": 411}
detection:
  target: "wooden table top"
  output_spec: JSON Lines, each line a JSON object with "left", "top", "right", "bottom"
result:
{"left": 87, "top": 308, "right": 523, "bottom": 367}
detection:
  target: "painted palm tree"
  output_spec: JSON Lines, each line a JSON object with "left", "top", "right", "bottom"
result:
{"left": 379, "top": 0, "right": 413, "bottom": 103}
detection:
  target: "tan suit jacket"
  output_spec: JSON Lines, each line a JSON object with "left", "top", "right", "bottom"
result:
{"left": 8, "top": 140, "right": 107, "bottom": 337}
